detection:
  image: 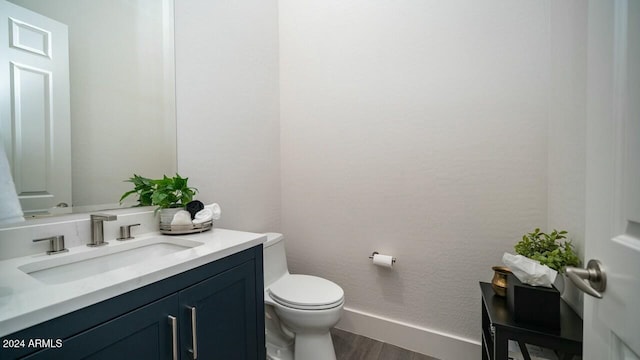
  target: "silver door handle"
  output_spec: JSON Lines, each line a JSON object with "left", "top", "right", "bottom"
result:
{"left": 565, "top": 259, "right": 606, "bottom": 299}
{"left": 168, "top": 315, "right": 178, "bottom": 360}
{"left": 188, "top": 306, "right": 198, "bottom": 359}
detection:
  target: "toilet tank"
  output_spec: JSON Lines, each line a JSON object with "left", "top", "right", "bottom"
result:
{"left": 263, "top": 233, "right": 289, "bottom": 287}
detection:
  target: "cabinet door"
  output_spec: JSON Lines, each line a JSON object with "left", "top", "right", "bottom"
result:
{"left": 179, "top": 261, "right": 259, "bottom": 360}
{"left": 24, "top": 294, "right": 180, "bottom": 360}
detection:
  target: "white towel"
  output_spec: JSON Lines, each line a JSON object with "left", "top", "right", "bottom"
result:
{"left": 171, "top": 210, "right": 193, "bottom": 226}
{"left": 209, "top": 203, "right": 221, "bottom": 220}
{"left": 193, "top": 203, "right": 221, "bottom": 224}
{"left": 193, "top": 209, "right": 213, "bottom": 224}
{"left": 0, "top": 146, "right": 24, "bottom": 225}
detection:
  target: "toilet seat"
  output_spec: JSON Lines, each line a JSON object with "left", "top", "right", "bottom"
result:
{"left": 268, "top": 274, "right": 344, "bottom": 310}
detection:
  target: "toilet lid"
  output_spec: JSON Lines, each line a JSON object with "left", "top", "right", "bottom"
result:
{"left": 268, "top": 274, "right": 344, "bottom": 310}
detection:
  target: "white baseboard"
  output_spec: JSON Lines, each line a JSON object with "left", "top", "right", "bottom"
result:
{"left": 335, "top": 307, "right": 481, "bottom": 360}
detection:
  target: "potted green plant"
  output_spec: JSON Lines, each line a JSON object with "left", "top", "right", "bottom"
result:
{"left": 120, "top": 173, "right": 198, "bottom": 223}
{"left": 514, "top": 228, "right": 580, "bottom": 273}
{"left": 507, "top": 228, "right": 581, "bottom": 327}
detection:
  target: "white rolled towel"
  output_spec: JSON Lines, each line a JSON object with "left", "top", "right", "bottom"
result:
{"left": 171, "top": 210, "right": 193, "bottom": 226}
{"left": 193, "top": 203, "right": 221, "bottom": 224}
{"left": 193, "top": 209, "right": 212, "bottom": 224}
{"left": 210, "top": 203, "right": 221, "bottom": 220}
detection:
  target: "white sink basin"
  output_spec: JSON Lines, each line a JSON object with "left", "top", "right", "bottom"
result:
{"left": 18, "top": 237, "right": 203, "bottom": 284}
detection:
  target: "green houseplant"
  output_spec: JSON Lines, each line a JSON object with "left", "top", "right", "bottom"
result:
{"left": 120, "top": 173, "right": 198, "bottom": 213}
{"left": 514, "top": 228, "right": 580, "bottom": 272}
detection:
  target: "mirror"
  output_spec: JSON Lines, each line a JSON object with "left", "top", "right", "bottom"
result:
{"left": 2, "top": 0, "right": 176, "bottom": 221}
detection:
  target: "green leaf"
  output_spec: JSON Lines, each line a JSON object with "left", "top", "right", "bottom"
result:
{"left": 120, "top": 173, "right": 198, "bottom": 211}
{"left": 119, "top": 189, "right": 138, "bottom": 203}
{"left": 513, "top": 228, "right": 580, "bottom": 272}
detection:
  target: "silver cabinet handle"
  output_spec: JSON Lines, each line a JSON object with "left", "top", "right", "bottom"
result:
{"left": 565, "top": 259, "right": 606, "bottom": 299}
{"left": 168, "top": 315, "right": 178, "bottom": 360}
{"left": 189, "top": 306, "right": 198, "bottom": 359}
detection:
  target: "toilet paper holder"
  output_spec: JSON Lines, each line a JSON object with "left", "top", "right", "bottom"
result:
{"left": 368, "top": 251, "right": 396, "bottom": 264}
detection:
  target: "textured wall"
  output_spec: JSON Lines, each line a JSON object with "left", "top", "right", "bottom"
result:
{"left": 174, "top": 0, "right": 281, "bottom": 232}
{"left": 279, "top": 0, "right": 550, "bottom": 341}
{"left": 173, "top": 0, "right": 587, "bottom": 348}
{"left": 547, "top": 0, "right": 588, "bottom": 315}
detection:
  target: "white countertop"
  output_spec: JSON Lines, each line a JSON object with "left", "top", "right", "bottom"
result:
{"left": 0, "top": 228, "right": 266, "bottom": 338}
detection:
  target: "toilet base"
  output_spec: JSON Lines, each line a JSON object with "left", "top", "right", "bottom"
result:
{"left": 294, "top": 331, "right": 337, "bottom": 360}
{"left": 266, "top": 342, "right": 293, "bottom": 360}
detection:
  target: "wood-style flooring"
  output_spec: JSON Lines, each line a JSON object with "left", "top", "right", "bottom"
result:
{"left": 330, "top": 328, "right": 439, "bottom": 360}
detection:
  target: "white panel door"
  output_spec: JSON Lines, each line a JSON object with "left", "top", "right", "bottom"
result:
{"left": 0, "top": 0, "right": 71, "bottom": 215}
{"left": 579, "top": 0, "right": 640, "bottom": 359}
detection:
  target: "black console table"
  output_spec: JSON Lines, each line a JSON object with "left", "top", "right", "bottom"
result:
{"left": 480, "top": 282, "right": 583, "bottom": 360}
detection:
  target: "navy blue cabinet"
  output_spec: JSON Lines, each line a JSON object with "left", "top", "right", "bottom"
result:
{"left": 23, "top": 295, "right": 179, "bottom": 360}
{"left": 179, "top": 261, "right": 259, "bottom": 360}
{"left": 1, "top": 245, "right": 265, "bottom": 360}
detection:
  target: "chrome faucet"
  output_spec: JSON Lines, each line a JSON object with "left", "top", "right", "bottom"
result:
{"left": 89, "top": 213, "right": 117, "bottom": 247}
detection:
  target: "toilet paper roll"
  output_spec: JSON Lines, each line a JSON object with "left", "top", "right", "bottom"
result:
{"left": 372, "top": 254, "right": 394, "bottom": 268}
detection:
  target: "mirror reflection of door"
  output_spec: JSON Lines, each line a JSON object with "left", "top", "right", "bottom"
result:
{"left": 0, "top": 0, "right": 71, "bottom": 215}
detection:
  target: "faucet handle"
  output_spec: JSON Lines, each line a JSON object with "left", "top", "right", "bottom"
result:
{"left": 33, "top": 235, "right": 68, "bottom": 255}
{"left": 117, "top": 224, "right": 140, "bottom": 241}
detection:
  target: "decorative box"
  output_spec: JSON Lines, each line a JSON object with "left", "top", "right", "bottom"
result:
{"left": 507, "top": 273, "right": 560, "bottom": 329}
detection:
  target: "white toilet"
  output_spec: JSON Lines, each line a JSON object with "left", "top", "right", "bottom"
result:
{"left": 263, "top": 233, "right": 344, "bottom": 360}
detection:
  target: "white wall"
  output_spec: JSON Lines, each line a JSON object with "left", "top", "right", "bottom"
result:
{"left": 173, "top": 0, "right": 589, "bottom": 358}
{"left": 547, "top": 0, "right": 588, "bottom": 315}
{"left": 279, "top": 0, "right": 550, "bottom": 354}
{"left": 174, "top": 0, "right": 281, "bottom": 232}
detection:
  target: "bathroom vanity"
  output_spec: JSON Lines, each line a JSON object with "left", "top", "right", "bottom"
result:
{"left": 0, "top": 228, "right": 266, "bottom": 359}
